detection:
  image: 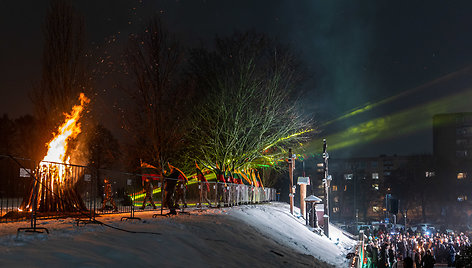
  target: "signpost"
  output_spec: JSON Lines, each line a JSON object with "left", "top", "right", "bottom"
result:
{"left": 19, "top": 168, "right": 31, "bottom": 178}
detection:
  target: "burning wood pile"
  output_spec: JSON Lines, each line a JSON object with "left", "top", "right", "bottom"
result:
{"left": 19, "top": 93, "right": 89, "bottom": 213}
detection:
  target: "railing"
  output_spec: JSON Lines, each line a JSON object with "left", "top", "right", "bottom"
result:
{"left": 0, "top": 155, "right": 276, "bottom": 226}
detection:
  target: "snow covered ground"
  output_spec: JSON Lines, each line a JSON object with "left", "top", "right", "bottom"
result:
{"left": 0, "top": 202, "right": 356, "bottom": 267}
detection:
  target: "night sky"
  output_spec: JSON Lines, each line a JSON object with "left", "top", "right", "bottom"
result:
{"left": 2, "top": 0, "right": 472, "bottom": 158}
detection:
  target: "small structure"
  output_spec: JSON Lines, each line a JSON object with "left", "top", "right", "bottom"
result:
{"left": 304, "top": 195, "right": 322, "bottom": 228}
{"left": 297, "top": 176, "right": 310, "bottom": 217}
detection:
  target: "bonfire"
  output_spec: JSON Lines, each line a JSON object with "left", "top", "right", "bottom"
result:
{"left": 19, "top": 93, "right": 90, "bottom": 213}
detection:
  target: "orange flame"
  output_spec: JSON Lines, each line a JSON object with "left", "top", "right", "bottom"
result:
{"left": 42, "top": 93, "right": 90, "bottom": 164}
{"left": 19, "top": 93, "right": 90, "bottom": 212}
{"left": 40, "top": 93, "right": 89, "bottom": 190}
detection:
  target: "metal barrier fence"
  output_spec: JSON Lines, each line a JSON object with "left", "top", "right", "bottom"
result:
{"left": 0, "top": 155, "right": 276, "bottom": 225}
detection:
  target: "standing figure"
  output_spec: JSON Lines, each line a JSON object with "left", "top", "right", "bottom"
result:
{"left": 164, "top": 166, "right": 180, "bottom": 215}
{"left": 175, "top": 176, "right": 188, "bottom": 208}
{"left": 215, "top": 168, "right": 227, "bottom": 207}
{"left": 421, "top": 249, "right": 436, "bottom": 268}
{"left": 196, "top": 163, "right": 212, "bottom": 207}
{"left": 141, "top": 177, "right": 156, "bottom": 210}
{"left": 101, "top": 178, "right": 118, "bottom": 212}
{"left": 225, "top": 171, "right": 234, "bottom": 206}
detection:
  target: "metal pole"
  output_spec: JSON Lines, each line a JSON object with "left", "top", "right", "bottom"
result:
{"left": 404, "top": 209, "right": 407, "bottom": 232}
{"left": 322, "top": 139, "right": 330, "bottom": 237}
{"left": 289, "top": 149, "right": 294, "bottom": 215}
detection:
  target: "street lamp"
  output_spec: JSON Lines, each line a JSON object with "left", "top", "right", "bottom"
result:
{"left": 322, "top": 139, "right": 331, "bottom": 237}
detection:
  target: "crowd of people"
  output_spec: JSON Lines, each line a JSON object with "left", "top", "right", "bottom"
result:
{"left": 362, "top": 226, "right": 471, "bottom": 267}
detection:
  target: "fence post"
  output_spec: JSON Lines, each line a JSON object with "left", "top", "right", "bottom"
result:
{"left": 121, "top": 176, "right": 141, "bottom": 221}
{"left": 15, "top": 158, "right": 49, "bottom": 234}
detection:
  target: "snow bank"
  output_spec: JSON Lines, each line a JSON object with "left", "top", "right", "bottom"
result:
{"left": 227, "top": 202, "right": 356, "bottom": 267}
{"left": 0, "top": 202, "right": 355, "bottom": 267}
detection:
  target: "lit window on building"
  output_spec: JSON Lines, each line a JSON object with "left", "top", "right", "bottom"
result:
{"left": 372, "top": 206, "right": 381, "bottom": 212}
{"left": 384, "top": 171, "right": 391, "bottom": 176}
{"left": 425, "top": 171, "right": 435, "bottom": 178}
{"left": 456, "top": 150, "right": 468, "bottom": 157}
{"left": 344, "top": 185, "right": 347, "bottom": 191}
{"left": 456, "top": 139, "right": 468, "bottom": 146}
{"left": 334, "top": 196, "right": 339, "bottom": 203}
{"left": 372, "top": 173, "right": 379, "bottom": 179}
{"left": 333, "top": 207, "right": 339, "bottom": 213}
{"left": 457, "top": 173, "right": 467, "bottom": 179}
{"left": 344, "top": 174, "right": 353, "bottom": 180}
{"left": 332, "top": 185, "right": 338, "bottom": 191}
{"left": 457, "top": 195, "right": 468, "bottom": 202}
{"left": 372, "top": 184, "right": 379, "bottom": 190}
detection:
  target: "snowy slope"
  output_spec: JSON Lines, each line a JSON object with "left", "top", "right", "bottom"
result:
{"left": 0, "top": 202, "right": 355, "bottom": 267}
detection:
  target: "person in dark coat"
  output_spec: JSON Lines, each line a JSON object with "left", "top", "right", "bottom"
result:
{"left": 379, "top": 243, "right": 388, "bottom": 268}
{"left": 371, "top": 241, "right": 379, "bottom": 268}
{"left": 164, "top": 167, "right": 180, "bottom": 215}
{"left": 414, "top": 250, "right": 422, "bottom": 268}
{"left": 403, "top": 256, "right": 414, "bottom": 268}
{"left": 365, "top": 242, "right": 373, "bottom": 268}
{"left": 421, "top": 249, "right": 436, "bottom": 268}
{"left": 447, "top": 243, "right": 455, "bottom": 267}
{"left": 388, "top": 244, "right": 396, "bottom": 266}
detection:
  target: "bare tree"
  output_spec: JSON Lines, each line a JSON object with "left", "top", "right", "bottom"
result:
{"left": 123, "top": 17, "right": 190, "bottom": 173}
{"left": 188, "top": 32, "right": 313, "bottom": 175}
{"left": 31, "top": 0, "right": 90, "bottom": 155}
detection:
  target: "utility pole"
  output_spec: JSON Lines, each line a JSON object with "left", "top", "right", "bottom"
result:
{"left": 289, "top": 149, "right": 294, "bottom": 215}
{"left": 322, "top": 139, "right": 331, "bottom": 237}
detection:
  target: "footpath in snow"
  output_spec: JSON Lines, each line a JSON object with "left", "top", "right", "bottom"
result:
{"left": 0, "top": 202, "right": 356, "bottom": 267}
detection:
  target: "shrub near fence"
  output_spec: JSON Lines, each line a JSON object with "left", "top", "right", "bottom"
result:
{"left": 0, "top": 155, "right": 276, "bottom": 224}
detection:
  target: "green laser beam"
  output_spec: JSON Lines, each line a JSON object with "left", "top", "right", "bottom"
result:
{"left": 321, "top": 66, "right": 472, "bottom": 127}
{"left": 306, "top": 87, "right": 472, "bottom": 153}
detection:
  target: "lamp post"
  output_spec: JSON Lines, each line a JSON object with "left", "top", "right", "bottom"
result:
{"left": 289, "top": 149, "right": 294, "bottom": 215}
{"left": 322, "top": 139, "right": 331, "bottom": 237}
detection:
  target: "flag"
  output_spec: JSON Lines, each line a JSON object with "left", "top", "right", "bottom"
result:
{"left": 168, "top": 163, "right": 188, "bottom": 182}
{"left": 140, "top": 160, "right": 161, "bottom": 184}
{"left": 225, "top": 170, "right": 234, "bottom": 184}
{"left": 214, "top": 167, "right": 226, "bottom": 186}
{"left": 233, "top": 172, "right": 243, "bottom": 184}
{"left": 237, "top": 170, "right": 253, "bottom": 185}
{"left": 256, "top": 170, "right": 264, "bottom": 190}
{"left": 140, "top": 161, "right": 157, "bottom": 169}
{"left": 251, "top": 169, "right": 258, "bottom": 187}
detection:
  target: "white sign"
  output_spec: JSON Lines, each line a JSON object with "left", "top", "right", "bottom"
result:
{"left": 84, "top": 174, "right": 92, "bottom": 182}
{"left": 127, "top": 179, "right": 132, "bottom": 186}
{"left": 297, "top": 177, "right": 310, "bottom": 185}
{"left": 19, "top": 168, "right": 31, "bottom": 177}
